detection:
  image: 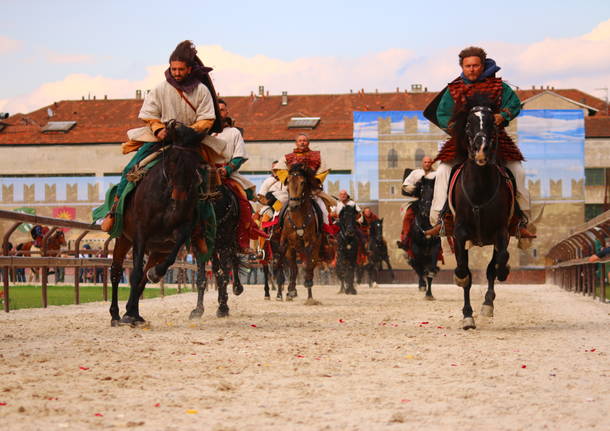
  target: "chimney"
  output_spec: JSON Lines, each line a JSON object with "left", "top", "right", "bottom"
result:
{"left": 281, "top": 91, "right": 288, "bottom": 105}
{"left": 136, "top": 89, "right": 142, "bottom": 99}
{"left": 258, "top": 85, "right": 265, "bottom": 97}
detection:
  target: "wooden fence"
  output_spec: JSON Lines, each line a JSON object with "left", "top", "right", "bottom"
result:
{"left": 546, "top": 210, "right": 610, "bottom": 302}
{"left": 1, "top": 209, "right": 197, "bottom": 312}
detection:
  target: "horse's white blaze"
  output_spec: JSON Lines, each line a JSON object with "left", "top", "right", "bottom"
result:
{"left": 474, "top": 111, "right": 484, "bottom": 131}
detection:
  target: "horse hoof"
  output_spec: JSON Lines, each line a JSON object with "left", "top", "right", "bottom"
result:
{"left": 372, "top": 282, "right": 378, "bottom": 288}
{"left": 233, "top": 284, "right": 244, "bottom": 296}
{"left": 264, "top": 297, "right": 270, "bottom": 301}
{"left": 189, "top": 309, "right": 204, "bottom": 320}
{"left": 119, "top": 315, "right": 145, "bottom": 327}
{"left": 462, "top": 317, "right": 476, "bottom": 330}
{"left": 275, "top": 296, "right": 283, "bottom": 302}
{"left": 424, "top": 295, "right": 435, "bottom": 301}
{"left": 216, "top": 308, "right": 230, "bottom": 318}
{"left": 454, "top": 273, "right": 471, "bottom": 287}
{"left": 146, "top": 267, "right": 161, "bottom": 284}
{"left": 418, "top": 286, "right": 426, "bottom": 292}
{"left": 480, "top": 304, "right": 494, "bottom": 317}
{"left": 346, "top": 288, "right": 357, "bottom": 295}
{"left": 110, "top": 319, "right": 120, "bottom": 327}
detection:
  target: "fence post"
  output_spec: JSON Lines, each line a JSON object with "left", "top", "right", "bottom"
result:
{"left": 74, "top": 231, "right": 89, "bottom": 304}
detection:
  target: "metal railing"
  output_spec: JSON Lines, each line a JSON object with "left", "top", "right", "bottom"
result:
{"left": 546, "top": 210, "right": 610, "bottom": 302}
{"left": 1, "top": 209, "right": 197, "bottom": 312}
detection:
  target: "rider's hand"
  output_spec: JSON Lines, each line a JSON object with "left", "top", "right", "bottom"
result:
{"left": 494, "top": 114, "right": 505, "bottom": 126}
{"left": 218, "top": 167, "right": 227, "bottom": 177}
{"left": 156, "top": 128, "right": 168, "bottom": 140}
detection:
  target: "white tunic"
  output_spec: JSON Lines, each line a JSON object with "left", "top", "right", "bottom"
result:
{"left": 332, "top": 200, "right": 361, "bottom": 217}
{"left": 139, "top": 81, "right": 215, "bottom": 125}
{"left": 401, "top": 169, "right": 437, "bottom": 215}
{"left": 258, "top": 175, "right": 288, "bottom": 215}
{"left": 212, "top": 126, "right": 255, "bottom": 192}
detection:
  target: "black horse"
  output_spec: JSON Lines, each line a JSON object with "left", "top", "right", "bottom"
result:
{"left": 190, "top": 182, "right": 245, "bottom": 319}
{"left": 406, "top": 176, "right": 441, "bottom": 300}
{"left": 361, "top": 218, "right": 394, "bottom": 288}
{"left": 109, "top": 122, "right": 206, "bottom": 326}
{"left": 262, "top": 225, "right": 286, "bottom": 301}
{"left": 451, "top": 96, "right": 514, "bottom": 330}
{"left": 335, "top": 205, "right": 360, "bottom": 295}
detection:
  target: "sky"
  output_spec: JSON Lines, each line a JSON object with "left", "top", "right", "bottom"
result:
{"left": 1, "top": 0, "right": 610, "bottom": 115}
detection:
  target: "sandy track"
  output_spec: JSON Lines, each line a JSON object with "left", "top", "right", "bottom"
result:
{"left": 0, "top": 283, "right": 609, "bottom": 431}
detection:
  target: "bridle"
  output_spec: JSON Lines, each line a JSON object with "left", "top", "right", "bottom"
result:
{"left": 465, "top": 105, "right": 498, "bottom": 164}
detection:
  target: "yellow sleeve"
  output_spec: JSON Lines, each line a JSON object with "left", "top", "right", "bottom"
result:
{"left": 191, "top": 119, "right": 214, "bottom": 133}
{"left": 142, "top": 118, "right": 165, "bottom": 136}
{"left": 276, "top": 169, "right": 289, "bottom": 183}
{"left": 315, "top": 169, "right": 330, "bottom": 184}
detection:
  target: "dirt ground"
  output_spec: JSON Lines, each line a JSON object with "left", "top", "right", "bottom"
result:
{"left": 0, "top": 282, "right": 609, "bottom": 431}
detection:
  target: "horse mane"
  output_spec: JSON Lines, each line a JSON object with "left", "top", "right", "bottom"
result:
{"left": 450, "top": 93, "right": 497, "bottom": 156}
{"left": 164, "top": 124, "right": 204, "bottom": 192}
{"left": 288, "top": 163, "right": 317, "bottom": 191}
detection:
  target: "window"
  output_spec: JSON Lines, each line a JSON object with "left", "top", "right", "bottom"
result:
{"left": 585, "top": 204, "right": 605, "bottom": 221}
{"left": 41, "top": 121, "right": 76, "bottom": 133}
{"left": 585, "top": 168, "right": 605, "bottom": 186}
{"left": 387, "top": 148, "right": 398, "bottom": 168}
{"left": 287, "top": 117, "right": 320, "bottom": 129}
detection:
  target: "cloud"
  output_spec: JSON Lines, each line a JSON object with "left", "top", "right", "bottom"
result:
{"left": 3, "top": 19, "right": 610, "bottom": 114}
{"left": 43, "top": 50, "right": 96, "bottom": 64}
{"left": 0, "top": 35, "right": 21, "bottom": 54}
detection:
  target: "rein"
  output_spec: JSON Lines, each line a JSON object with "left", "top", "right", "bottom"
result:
{"left": 459, "top": 166, "right": 502, "bottom": 246}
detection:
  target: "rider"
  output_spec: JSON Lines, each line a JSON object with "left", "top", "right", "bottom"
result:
{"left": 257, "top": 160, "right": 287, "bottom": 224}
{"left": 331, "top": 190, "right": 361, "bottom": 219}
{"left": 424, "top": 46, "right": 535, "bottom": 239}
{"left": 213, "top": 99, "right": 267, "bottom": 254}
{"left": 276, "top": 133, "right": 335, "bottom": 258}
{"left": 397, "top": 156, "right": 436, "bottom": 251}
{"left": 96, "top": 40, "right": 224, "bottom": 257}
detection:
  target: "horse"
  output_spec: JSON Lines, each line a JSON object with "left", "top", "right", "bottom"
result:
{"left": 190, "top": 182, "right": 245, "bottom": 319}
{"left": 361, "top": 218, "right": 394, "bottom": 288}
{"left": 450, "top": 95, "right": 514, "bottom": 330}
{"left": 335, "top": 205, "right": 360, "bottom": 295}
{"left": 109, "top": 121, "right": 208, "bottom": 326}
{"left": 15, "top": 228, "right": 66, "bottom": 283}
{"left": 406, "top": 177, "right": 441, "bottom": 300}
{"left": 260, "top": 223, "right": 286, "bottom": 301}
{"left": 276, "top": 164, "right": 322, "bottom": 303}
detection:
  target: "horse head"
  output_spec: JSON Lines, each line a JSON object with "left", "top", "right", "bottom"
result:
{"left": 287, "top": 164, "right": 314, "bottom": 208}
{"left": 370, "top": 218, "right": 384, "bottom": 242}
{"left": 163, "top": 121, "right": 207, "bottom": 199}
{"left": 464, "top": 96, "right": 498, "bottom": 167}
{"left": 338, "top": 205, "right": 358, "bottom": 238}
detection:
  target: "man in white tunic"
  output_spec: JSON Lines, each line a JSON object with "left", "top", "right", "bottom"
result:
{"left": 257, "top": 160, "right": 288, "bottom": 221}
{"left": 97, "top": 40, "right": 223, "bottom": 254}
{"left": 331, "top": 190, "right": 361, "bottom": 219}
{"left": 397, "top": 156, "right": 436, "bottom": 252}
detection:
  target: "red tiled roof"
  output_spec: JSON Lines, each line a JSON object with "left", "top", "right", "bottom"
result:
{"left": 0, "top": 89, "right": 607, "bottom": 145}
{"left": 585, "top": 116, "right": 610, "bottom": 138}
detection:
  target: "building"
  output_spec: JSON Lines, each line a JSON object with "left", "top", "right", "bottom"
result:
{"left": 1, "top": 86, "right": 609, "bottom": 270}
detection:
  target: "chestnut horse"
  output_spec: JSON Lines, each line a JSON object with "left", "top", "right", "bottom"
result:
{"left": 276, "top": 164, "right": 321, "bottom": 303}
{"left": 451, "top": 96, "right": 514, "bottom": 330}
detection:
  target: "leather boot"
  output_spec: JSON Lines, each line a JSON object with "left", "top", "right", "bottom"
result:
{"left": 101, "top": 197, "right": 119, "bottom": 232}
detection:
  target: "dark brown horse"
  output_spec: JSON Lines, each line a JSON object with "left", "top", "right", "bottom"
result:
{"left": 16, "top": 227, "right": 66, "bottom": 282}
{"left": 451, "top": 96, "right": 514, "bottom": 330}
{"left": 109, "top": 122, "right": 207, "bottom": 326}
{"left": 276, "top": 164, "right": 321, "bottom": 303}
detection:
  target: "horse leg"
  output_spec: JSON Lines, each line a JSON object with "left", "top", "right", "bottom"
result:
{"left": 286, "top": 250, "right": 298, "bottom": 301}
{"left": 110, "top": 236, "right": 131, "bottom": 327}
{"left": 121, "top": 238, "right": 147, "bottom": 326}
{"left": 189, "top": 257, "right": 207, "bottom": 319}
{"left": 147, "top": 228, "right": 190, "bottom": 283}
{"left": 346, "top": 259, "right": 358, "bottom": 295}
{"left": 425, "top": 276, "right": 435, "bottom": 301}
{"left": 274, "top": 247, "right": 285, "bottom": 301}
{"left": 262, "top": 263, "right": 271, "bottom": 300}
{"left": 453, "top": 233, "right": 475, "bottom": 330}
{"left": 482, "top": 233, "right": 510, "bottom": 317}
{"left": 213, "top": 253, "right": 230, "bottom": 317}
{"left": 384, "top": 257, "right": 395, "bottom": 281}
{"left": 232, "top": 254, "right": 244, "bottom": 296}
{"left": 303, "top": 253, "right": 315, "bottom": 302}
